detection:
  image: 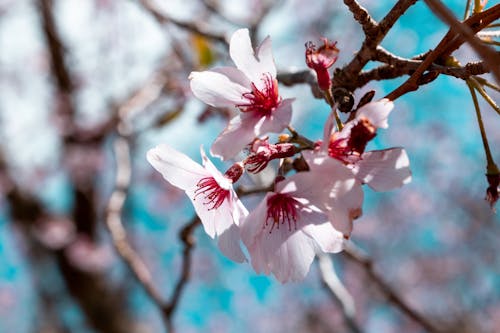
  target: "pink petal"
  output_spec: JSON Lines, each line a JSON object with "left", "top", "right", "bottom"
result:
{"left": 356, "top": 98, "right": 393, "bottom": 129}
{"left": 229, "top": 29, "right": 276, "bottom": 85}
{"left": 212, "top": 66, "right": 252, "bottom": 88}
{"left": 146, "top": 144, "right": 208, "bottom": 190}
{"left": 302, "top": 222, "right": 344, "bottom": 253}
{"left": 325, "top": 178, "right": 364, "bottom": 237}
{"left": 262, "top": 230, "right": 316, "bottom": 283}
{"left": 231, "top": 192, "right": 249, "bottom": 227}
{"left": 355, "top": 148, "right": 412, "bottom": 191}
{"left": 189, "top": 70, "right": 249, "bottom": 108}
{"left": 255, "top": 35, "right": 277, "bottom": 79}
{"left": 241, "top": 191, "right": 321, "bottom": 283}
{"left": 240, "top": 194, "right": 269, "bottom": 249}
{"left": 301, "top": 154, "right": 364, "bottom": 237}
{"left": 217, "top": 223, "right": 246, "bottom": 263}
{"left": 199, "top": 146, "right": 232, "bottom": 190}
{"left": 210, "top": 115, "right": 259, "bottom": 160}
{"left": 255, "top": 98, "right": 294, "bottom": 136}
{"left": 186, "top": 187, "right": 217, "bottom": 238}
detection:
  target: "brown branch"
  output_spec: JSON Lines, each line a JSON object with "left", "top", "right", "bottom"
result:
{"left": 105, "top": 134, "right": 197, "bottom": 333}
{"left": 277, "top": 69, "right": 322, "bottom": 98}
{"left": 164, "top": 216, "right": 201, "bottom": 331}
{"left": 138, "top": 0, "right": 227, "bottom": 44}
{"left": 343, "top": 0, "right": 378, "bottom": 37}
{"left": 386, "top": 4, "right": 500, "bottom": 100}
{"left": 423, "top": 0, "right": 500, "bottom": 83}
{"left": 343, "top": 243, "right": 443, "bottom": 333}
{"left": 334, "top": 0, "right": 418, "bottom": 88}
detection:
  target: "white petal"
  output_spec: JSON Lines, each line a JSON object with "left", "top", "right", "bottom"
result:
{"left": 146, "top": 144, "right": 208, "bottom": 190}
{"left": 241, "top": 192, "right": 318, "bottom": 283}
{"left": 230, "top": 192, "right": 249, "bottom": 226}
{"left": 240, "top": 193, "right": 269, "bottom": 248}
{"left": 355, "top": 148, "right": 412, "bottom": 191}
{"left": 356, "top": 98, "right": 393, "bottom": 129}
{"left": 255, "top": 98, "right": 294, "bottom": 136}
{"left": 265, "top": 230, "right": 316, "bottom": 283}
{"left": 199, "top": 146, "right": 232, "bottom": 190}
{"left": 187, "top": 187, "right": 217, "bottom": 238}
{"left": 210, "top": 115, "right": 259, "bottom": 160}
{"left": 189, "top": 70, "right": 249, "bottom": 108}
{"left": 255, "top": 35, "right": 277, "bottom": 79}
{"left": 326, "top": 179, "right": 364, "bottom": 237}
{"left": 302, "top": 222, "right": 344, "bottom": 253}
{"left": 212, "top": 66, "right": 252, "bottom": 88}
{"left": 217, "top": 223, "right": 246, "bottom": 263}
{"left": 229, "top": 29, "right": 276, "bottom": 84}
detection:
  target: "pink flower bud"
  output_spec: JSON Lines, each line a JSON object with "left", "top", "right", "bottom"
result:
{"left": 244, "top": 138, "right": 296, "bottom": 173}
{"left": 305, "top": 38, "right": 339, "bottom": 91}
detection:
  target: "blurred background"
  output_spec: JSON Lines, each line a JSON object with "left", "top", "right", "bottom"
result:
{"left": 0, "top": 0, "right": 499, "bottom": 332}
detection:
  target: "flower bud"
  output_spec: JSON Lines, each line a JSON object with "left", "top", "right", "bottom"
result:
{"left": 305, "top": 38, "right": 339, "bottom": 91}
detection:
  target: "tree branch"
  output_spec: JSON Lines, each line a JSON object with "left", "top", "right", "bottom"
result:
{"left": 138, "top": 0, "right": 227, "bottom": 44}
{"left": 423, "top": 0, "right": 500, "bottom": 83}
{"left": 343, "top": 243, "right": 443, "bottom": 333}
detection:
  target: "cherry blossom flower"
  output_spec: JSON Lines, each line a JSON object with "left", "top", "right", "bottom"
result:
{"left": 241, "top": 167, "right": 362, "bottom": 283}
{"left": 307, "top": 99, "right": 412, "bottom": 192}
{"left": 244, "top": 137, "right": 296, "bottom": 173}
{"left": 147, "top": 144, "right": 247, "bottom": 262}
{"left": 189, "top": 28, "right": 294, "bottom": 160}
{"left": 305, "top": 38, "right": 339, "bottom": 91}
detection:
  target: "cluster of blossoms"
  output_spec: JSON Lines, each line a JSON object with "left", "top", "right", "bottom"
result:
{"left": 147, "top": 29, "right": 411, "bottom": 283}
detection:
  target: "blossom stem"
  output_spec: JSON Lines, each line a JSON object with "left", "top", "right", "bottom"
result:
{"left": 286, "top": 125, "right": 315, "bottom": 148}
{"left": 324, "top": 89, "right": 344, "bottom": 130}
{"left": 463, "top": 0, "right": 472, "bottom": 19}
{"left": 474, "top": 76, "right": 500, "bottom": 93}
{"left": 467, "top": 80, "right": 499, "bottom": 174}
{"left": 469, "top": 77, "right": 500, "bottom": 116}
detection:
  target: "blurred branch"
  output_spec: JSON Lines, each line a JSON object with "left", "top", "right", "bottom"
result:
{"left": 277, "top": 69, "right": 322, "bottom": 98}
{"left": 137, "top": 0, "right": 227, "bottom": 44}
{"left": 318, "top": 254, "right": 361, "bottom": 333}
{"left": 343, "top": 243, "right": 443, "bottom": 333}
{"left": 423, "top": 0, "right": 500, "bottom": 83}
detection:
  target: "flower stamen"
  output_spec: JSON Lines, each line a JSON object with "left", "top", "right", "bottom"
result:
{"left": 238, "top": 73, "right": 280, "bottom": 115}
{"left": 265, "top": 193, "right": 302, "bottom": 233}
{"left": 194, "top": 177, "right": 230, "bottom": 210}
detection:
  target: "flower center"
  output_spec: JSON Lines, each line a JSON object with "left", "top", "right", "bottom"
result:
{"left": 328, "top": 117, "right": 377, "bottom": 164}
{"left": 194, "top": 177, "right": 230, "bottom": 210}
{"left": 238, "top": 73, "right": 280, "bottom": 115}
{"left": 265, "top": 193, "right": 302, "bottom": 233}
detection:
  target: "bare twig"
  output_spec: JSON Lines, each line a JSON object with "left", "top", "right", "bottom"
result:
{"left": 318, "top": 254, "right": 361, "bottom": 333}
{"left": 343, "top": 0, "right": 377, "bottom": 37}
{"left": 138, "top": 0, "right": 227, "bottom": 44}
{"left": 386, "top": 4, "right": 500, "bottom": 100}
{"left": 423, "top": 0, "right": 500, "bottom": 83}
{"left": 344, "top": 243, "right": 443, "bottom": 333}
{"left": 164, "top": 217, "right": 201, "bottom": 325}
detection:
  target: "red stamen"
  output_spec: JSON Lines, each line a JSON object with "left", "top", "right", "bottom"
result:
{"left": 238, "top": 73, "right": 280, "bottom": 115}
{"left": 265, "top": 193, "right": 302, "bottom": 233}
{"left": 194, "top": 177, "right": 230, "bottom": 210}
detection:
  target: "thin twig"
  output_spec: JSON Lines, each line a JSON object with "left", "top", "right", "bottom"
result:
{"left": 423, "top": 0, "right": 500, "bottom": 83}
{"left": 343, "top": 0, "right": 378, "bottom": 37}
{"left": 318, "top": 254, "right": 361, "bottom": 333}
{"left": 343, "top": 243, "right": 443, "bottom": 333}
{"left": 385, "top": 4, "right": 500, "bottom": 100}
{"left": 138, "top": 0, "right": 227, "bottom": 44}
